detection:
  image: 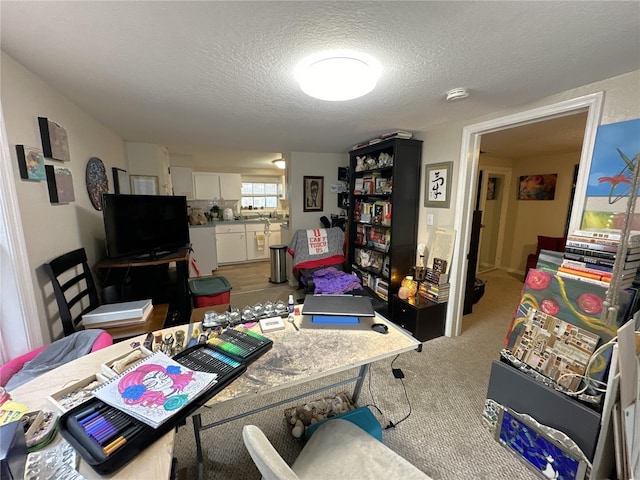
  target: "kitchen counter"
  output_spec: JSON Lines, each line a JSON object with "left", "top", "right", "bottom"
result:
{"left": 189, "top": 218, "right": 287, "bottom": 228}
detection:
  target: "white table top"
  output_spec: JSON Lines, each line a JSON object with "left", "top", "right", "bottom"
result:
{"left": 9, "top": 311, "right": 420, "bottom": 478}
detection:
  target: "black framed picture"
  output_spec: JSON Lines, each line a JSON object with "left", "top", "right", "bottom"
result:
{"left": 38, "top": 117, "right": 70, "bottom": 161}
{"left": 304, "top": 176, "right": 323, "bottom": 212}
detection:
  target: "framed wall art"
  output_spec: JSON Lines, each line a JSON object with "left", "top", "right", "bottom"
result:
{"left": 45, "top": 165, "right": 75, "bottom": 204}
{"left": 38, "top": 117, "right": 70, "bottom": 162}
{"left": 424, "top": 162, "right": 452, "bottom": 208}
{"left": 112, "top": 167, "right": 131, "bottom": 194}
{"left": 85, "top": 157, "right": 109, "bottom": 210}
{"left": 130, "top": 175, "right": 159, "bottom": 195}
{"left": 487, "top": 177, "right": 497, "bottom": 200}
{"left": 15, "top": 145, "right": 46, "bottom": 181}
{"left": 303, "top": 176, "right": 323, "bottom": 212}
{"left": 518, "top": 174, "right": 557, "bottom": 200}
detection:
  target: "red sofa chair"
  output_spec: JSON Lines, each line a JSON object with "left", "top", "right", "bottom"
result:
{"left": 525, "top": 235, "right": 566, "bottom": 279}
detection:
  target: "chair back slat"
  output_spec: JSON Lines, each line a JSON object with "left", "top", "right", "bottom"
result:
{"left": 43, "top": 248, "right": 100, "bottom": 337}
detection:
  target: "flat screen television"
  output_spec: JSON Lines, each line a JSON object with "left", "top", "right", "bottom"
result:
{"left": 102, "top": 194, "right": 190, "bottom": 259}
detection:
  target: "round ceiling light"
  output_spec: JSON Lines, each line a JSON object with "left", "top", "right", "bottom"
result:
{"left": 445, "top": 87, "right": 470, "bottom": 102}
{"left": 295, "top": 52, "right": 381, "bottom": 101}
{"left": 272, "top": 159, "right": 286, "bottom": 169}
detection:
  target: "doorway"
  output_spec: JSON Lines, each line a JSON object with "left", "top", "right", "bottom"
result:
{"left": 477, "top": 167, "right": 511, "bottom": 274}
{"left": 447, "top": 92, "right": 604, "bottom": 337}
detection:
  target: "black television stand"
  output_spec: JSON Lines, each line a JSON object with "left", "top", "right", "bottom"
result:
{"left": 95, "top": 249, "right": 191, "bottom": 324}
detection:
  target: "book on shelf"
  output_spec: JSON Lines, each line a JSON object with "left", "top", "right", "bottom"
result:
{"left": 557, "top": 269, "right": 635, "bottom": 289}
{"left": 561, "top": 259, "right": 612, "bottom": 275}
{"left": 564, "top": 246, "right": 640, "bottom": 262}
{"left": 561, "top": 258, "right": 639, "bottom": 276}
{"left": 374, "top": 278, "right": 389, "bottom": 301}
{"left": 92, "top": 351, "right": 219, "bottom": 428}
{"left": 571, "top": 229, "right": 640, "bottom": 243}
{"left": 566, "top": 236, "right": 640, "bottom": 252}
{"left": 558, "top": 266, "right": 611, "bottom": 282}
{"left": 350, "top": 131, "right": 413, "bottom": 151}
{"left": 366, "top": 225, "right": 390, "bottom": 252}
{"left": 379, "top": 130, "right": 413, "bottom": 140}
{"left": 418, "top": 289, "right": 449, "bottom": 303}
{"left": 555, "top": 270, "right": 610, "bottom": 288}
{"left": 82, "top": 299, "right": 153, "bottom": 328}
{"left": 424, "top": 270, "right": 449, "bottom": 285}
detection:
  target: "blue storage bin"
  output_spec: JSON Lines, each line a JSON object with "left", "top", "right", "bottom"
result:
{"left": 305, "top": 406, "right": 382, "bottom": 441}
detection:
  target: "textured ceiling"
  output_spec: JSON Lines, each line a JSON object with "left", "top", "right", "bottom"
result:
{"left": 1, "top": 1, "right": 639, "bottom": 166}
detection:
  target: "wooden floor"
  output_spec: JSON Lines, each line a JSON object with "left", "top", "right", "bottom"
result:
{"left": 212, "top": 260, "right": 281, "bottom": 292}
{"left": 210, "top": 261, "right": 302, "bottom": 306}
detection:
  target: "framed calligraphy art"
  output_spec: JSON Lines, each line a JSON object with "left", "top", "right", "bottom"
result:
{"left": 424, "top": 162, "right": 452, "bottom": 208}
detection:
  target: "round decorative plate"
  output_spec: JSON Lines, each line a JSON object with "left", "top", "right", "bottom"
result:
{"left": 86, "top": 157, "right": 109, "bottom": 210}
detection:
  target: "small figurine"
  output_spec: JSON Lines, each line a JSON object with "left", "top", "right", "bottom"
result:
{"left": 359, "top": 249, "right": 372, "bottom": 267}
{"left": 355, "top": 156, "right": 366, "bottom": 172}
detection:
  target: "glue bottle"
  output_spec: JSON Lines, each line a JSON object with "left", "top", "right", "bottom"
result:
{"left": 288, "top": 294, "right": 295, "bottom": 314}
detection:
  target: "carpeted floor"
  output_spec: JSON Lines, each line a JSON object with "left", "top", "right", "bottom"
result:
{"left": 174, "top": 267, "right": 535, "bottom": 479}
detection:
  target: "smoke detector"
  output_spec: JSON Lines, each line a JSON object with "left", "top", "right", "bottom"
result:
{"left": 445, "top": 87, "right": 470, "bottom": 102}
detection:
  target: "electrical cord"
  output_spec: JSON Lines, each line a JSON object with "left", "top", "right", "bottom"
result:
{"left": 364, "top": 355, "right": 412, "bottom": 430}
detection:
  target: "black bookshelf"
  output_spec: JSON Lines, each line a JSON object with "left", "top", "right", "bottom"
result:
{"left": 347, "top": 138, "right": 422, "bottom": 319}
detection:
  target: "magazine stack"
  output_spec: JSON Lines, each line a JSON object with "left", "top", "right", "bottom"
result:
{"left": 418, "top": 262, "right": 450, "bottom": 304}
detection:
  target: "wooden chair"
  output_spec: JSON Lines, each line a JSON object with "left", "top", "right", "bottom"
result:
{"left": 43, "top": 248, "right": 100, "bottom": 336}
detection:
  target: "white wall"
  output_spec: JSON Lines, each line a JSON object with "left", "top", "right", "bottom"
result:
{"left": 479, "top": 152, "right": 579, "bottom": 273}
{"left": 288, "top": 151, "right": 348, "bottom": 232}
{"left": 418, "top": 70, "right": 640, "bottom": 251}
{"left": 418, "top": 70, "right": 640, "bottom": 336}
{"left": 507, "top": 152, "right": 578, "bottom": 272}
{"left": 2, "top": 52, "right": 127, "bottom": 342}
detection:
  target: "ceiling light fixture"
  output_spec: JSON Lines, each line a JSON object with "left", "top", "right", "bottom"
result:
{"left": 295, "top": 52, "right": 381, "bottom": 101}
{"left": 445, "top": 87, "right": 470, "bottom": 102}
{"left": 272, "top": 159, "right": 286, "bottom": 169}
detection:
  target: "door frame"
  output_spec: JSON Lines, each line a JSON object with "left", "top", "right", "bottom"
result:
{"left": 447, "top": 92, "right": 604, "bottom": 337}
{"left": 477, "top": 166, "right": 512, "bottom": 273}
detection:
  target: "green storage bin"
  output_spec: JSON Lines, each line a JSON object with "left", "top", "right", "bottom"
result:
{"left": 189, "top": 276, "right": 232, "bottom": 296}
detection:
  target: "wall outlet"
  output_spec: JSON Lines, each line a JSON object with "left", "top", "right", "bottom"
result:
{"left": 427, "top": 214, "right": 434, "bottom": 226}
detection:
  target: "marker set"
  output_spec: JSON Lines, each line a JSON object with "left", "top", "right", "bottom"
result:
{"left": 65, "top": 401, "right": 145, "bottom": 461}
{"left": 58, "top": 331, "right": 272, "bottom": 474}
{"left": 204, "top": 328, "right": 273, "bottom": 363}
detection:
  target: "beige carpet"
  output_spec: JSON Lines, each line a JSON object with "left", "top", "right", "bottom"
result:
{"left": 174, "top": 268, "right": 535, "bottom": 479}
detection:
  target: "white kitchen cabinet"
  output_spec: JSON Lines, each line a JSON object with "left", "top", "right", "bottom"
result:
{"left": 193, "top": 173, "right": 220, "bottom": 200}
{"left": 189, "top": 226, "right": 217, "bottom": 277}
{"left": 269, "top": 222, "right": 282, "bottom": 247}
{"left": 218, "top": 173, "right": 242, "bottom": 200}
{"left": 246, "top": 223, "right": 270, "bottom": 260}
{"left": 171, "top": 166, "right": 194, "bottom": 199}
{"left": 215, "top": 223, "right": 246, "bottom": 263}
